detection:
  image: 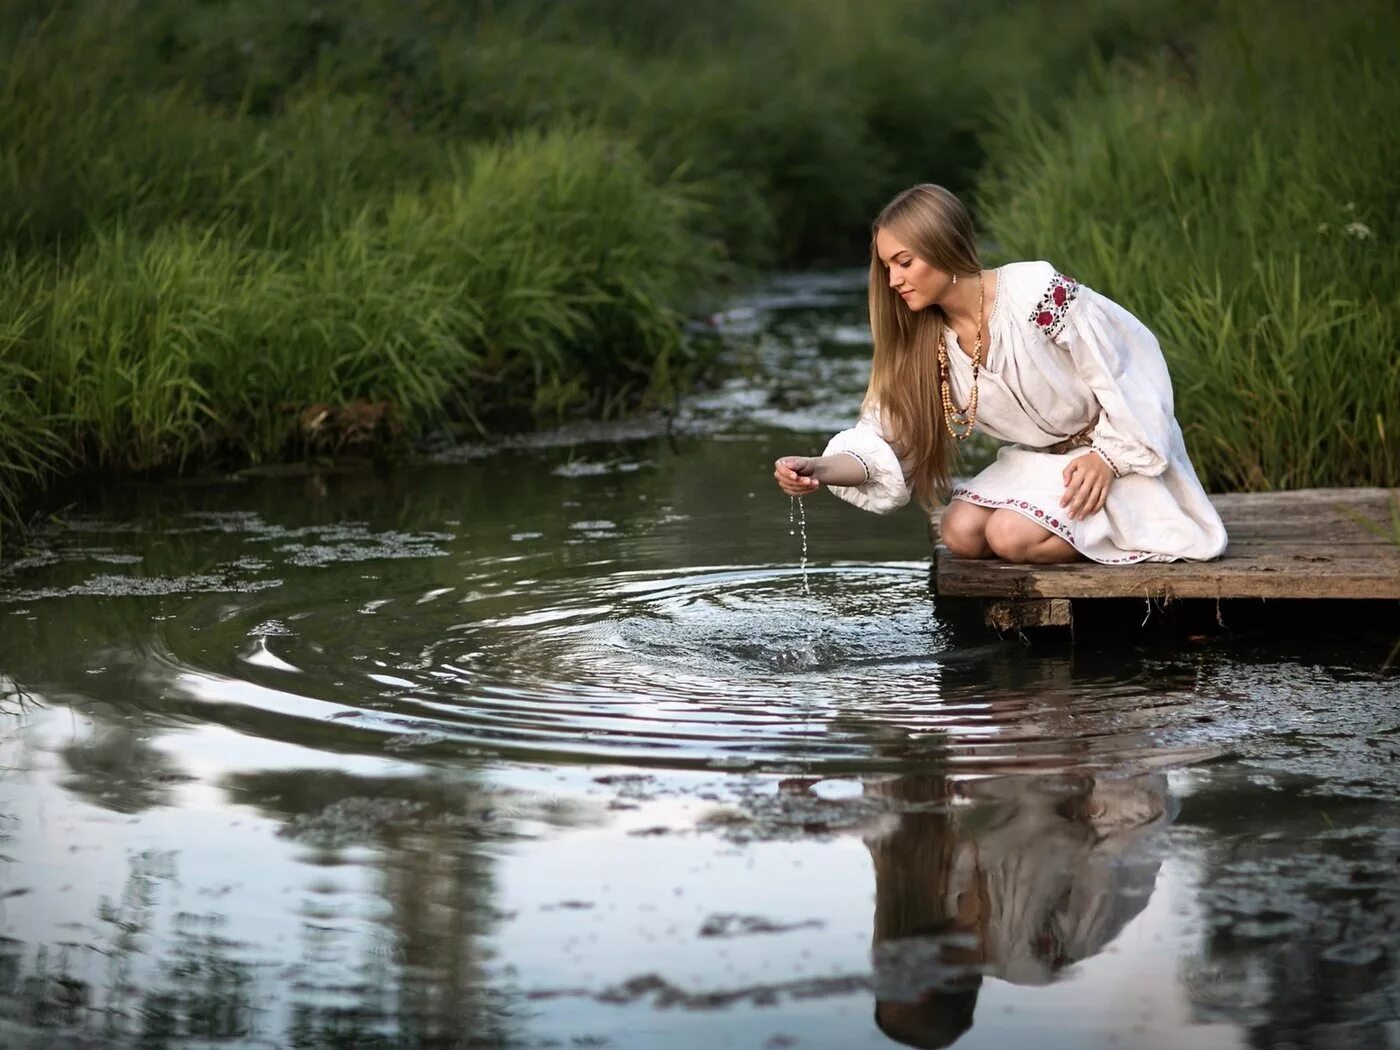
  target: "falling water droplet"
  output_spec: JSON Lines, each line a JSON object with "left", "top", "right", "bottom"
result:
{"left": 789, "top": 496, "right": 810, "bottom": 596}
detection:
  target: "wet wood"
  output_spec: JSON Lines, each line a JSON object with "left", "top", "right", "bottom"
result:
{"left": 985, "top": 598, "right": 1073, "bottom": 630}
{"left": 933, "top": 488, "right": 1400, "bottom": 602}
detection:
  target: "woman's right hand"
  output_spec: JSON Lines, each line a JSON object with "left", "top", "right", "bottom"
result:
{"left": 774, "top": 455, "right": 820, "bottom": 496}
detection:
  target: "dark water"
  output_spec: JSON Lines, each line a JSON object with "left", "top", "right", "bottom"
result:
{"left": 2, "top": 274, "right": 1398, "bottom": 1049}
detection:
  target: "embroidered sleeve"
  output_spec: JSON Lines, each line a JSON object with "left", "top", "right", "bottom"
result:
{"left": 1028, "top": 271, "right": 1081, "bottom": 339}
{"left": 1051, "top": 286, "right": 1174, "bottom": 478}
{"left": 1090, "top": 444, "right": 1125, "bottom": 479}
{"left": 822, "top": 403, "right": 911, "bottom": 515}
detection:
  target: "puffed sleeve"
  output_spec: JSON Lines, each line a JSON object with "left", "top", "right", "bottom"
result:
{"left": 1033, "top": 273, "right": 1173, "bottom": 478}
{"left": 821, "top": 401, "right": 911, "bottom": 514}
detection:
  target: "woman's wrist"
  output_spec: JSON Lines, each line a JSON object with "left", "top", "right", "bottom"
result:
{"left": 1090, "top": 445, "right": 1124, "bottom": 478}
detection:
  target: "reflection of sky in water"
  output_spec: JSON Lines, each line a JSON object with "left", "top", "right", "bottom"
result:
{"left": 1, "top": 272, "right": 1398, "bottom": 1047}
{"left": 4, "top": 702, "right": 1251, "bottom": 1049}
{"left": 494, "top": 834, "right": 1240, "bottom": 1049}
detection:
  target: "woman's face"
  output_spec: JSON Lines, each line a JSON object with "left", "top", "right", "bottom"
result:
{"left": 876, "top": 227, "right": 950, "bottom": 312}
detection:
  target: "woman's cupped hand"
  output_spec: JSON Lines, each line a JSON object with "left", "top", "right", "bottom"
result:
{"left": 774, "top": 456, "right": 820, "bottom": 496}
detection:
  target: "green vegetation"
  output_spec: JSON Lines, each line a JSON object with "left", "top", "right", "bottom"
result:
{"left": 1340, "top": 494, "right": 1400, "bottom": 548}
{"left": 0, "top": 0, "right": 1394, "bottom": 551}
{"left": 0, "top": 326, "right": 61, "bottom": 553}
{"left": 0, "top": 123, "right": 721, "bottom": 557}
{"left": 0, "top": 0, "right": 1210, "bottom": 546}
{"left": 7, "top": 127, "right": 716, "bottom": 458}
{"left": 980, "top": 0, "right": 1399, "bottom": 491}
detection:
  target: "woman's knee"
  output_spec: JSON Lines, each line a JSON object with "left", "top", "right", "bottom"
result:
{"left": 985, "top": 510, "right": 1079, "bottom": 563}
{"left": 939, "top": 503, "right": 991, "bottom": 558}
{"left": 984, "top": 511, "right": 1039, "bottom": 562}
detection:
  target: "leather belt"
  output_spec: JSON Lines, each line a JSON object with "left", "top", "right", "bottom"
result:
{"left": 1043, "top": 416, "right": 1098, "bottom": 455}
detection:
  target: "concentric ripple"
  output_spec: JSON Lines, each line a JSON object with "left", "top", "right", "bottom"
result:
{"left": 63, "top": 555, "right": 1225, "bottom": 776}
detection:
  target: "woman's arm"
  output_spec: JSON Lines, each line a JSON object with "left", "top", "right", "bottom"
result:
{"left": 774, "top": 452, "right": 871, "bottom": 495}
{"left": 773, "top": 403, "right": 912, "bottom": 513}
{"left": 1038, "top": 278, "right": 1174, "bottom": 479}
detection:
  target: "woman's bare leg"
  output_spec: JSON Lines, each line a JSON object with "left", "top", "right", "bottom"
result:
{"left": 938, "top": 500, "right": 997, "bottom": 559}
{"left": 983, "top": 509, "right": 1081, "bottom": 564}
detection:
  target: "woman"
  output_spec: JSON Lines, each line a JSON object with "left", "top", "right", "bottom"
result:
{"left": 773, "top": 184, "right": 1227, "bottom": 565}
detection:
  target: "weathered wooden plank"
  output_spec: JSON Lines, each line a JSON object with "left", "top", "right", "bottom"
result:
{"left": 929, "top": 489, "right": 1397, "bottom": 526}
{"left": 985, "top": 598, "right": 1072, "bottom": 631}
{"left": 1209, "top": 488, "right": 1395, "bottom": 507}
{"left": 1219, "top": 506, "right": 1392, "bottom": 525}
{"left": 932, "top": 487, "right": 1400, "bottom": 601}
{"left": 936, "top": 555, "right": 1400, "bottom": 599}
{"left": 1218, "top": 537, "right": 1387, "bottom": 548}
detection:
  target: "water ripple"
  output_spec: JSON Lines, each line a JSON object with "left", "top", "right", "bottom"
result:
{"left": 94, "top": 560, "right": 1231, "bottom": 775}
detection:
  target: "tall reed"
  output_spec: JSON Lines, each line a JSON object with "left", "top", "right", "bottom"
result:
{"left": 0, "top": 0, "right": 1389, "bottom": 554}
{"left": 0, "top": 0, "right": 1214, "bottom": 266}
{"left": 0, "top": 127, "right": 721, "bottom": 482}
{"left": 978, "top": 0, "right": 1400, "bottom": 491}
{"left": 0, "top": 338, "right": 60, "bottom": 558}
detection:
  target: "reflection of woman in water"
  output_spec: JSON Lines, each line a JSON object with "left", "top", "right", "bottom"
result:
{"left": 864, "top": 772, "right": 1175, "bottom": 1048}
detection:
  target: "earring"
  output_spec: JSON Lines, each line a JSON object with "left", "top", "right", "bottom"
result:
{"left": 951, "top": 274, "right": 958, "bottom": 285}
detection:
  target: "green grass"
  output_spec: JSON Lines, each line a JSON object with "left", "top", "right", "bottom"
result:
{"left": 978, "top": 0, "right": 1400, "bottom": 492}
{"left": 0, "top": 0, "right": 1392, "bottom": 555}
{"left": 1340, "top": 493, "right": 1400, "bottom": 547}
{"left": 0, "top": 315, "right": 62, "bottom": 559}
{"left": 1, "top": 126, "right": 721, "bottom": 482}
{"left": 0, "top": 0, "right": 1215, "bottom": 264}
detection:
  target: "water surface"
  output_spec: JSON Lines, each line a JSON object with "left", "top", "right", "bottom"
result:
{"left": 2, "top": 274, "right": 1398, "bottom": 1049}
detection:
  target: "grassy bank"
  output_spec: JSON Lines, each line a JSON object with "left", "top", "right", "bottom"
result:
{"left": 0, "top": 0, "right": 1392, "bottom": 554}
{"left": 0, "top": 0, "right": 1204, "bottom": 263}
{"left": 979, "top": 0, "right": 1399, "bottom": 492}
{"left": 0, "top": 127, "right": 718, "bottom": 519}
{"left": 0, "top": 0, "right": 1211, "bottom": 551}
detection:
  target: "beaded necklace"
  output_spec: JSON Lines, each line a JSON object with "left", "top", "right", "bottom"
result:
{"left": 937, "top": 270, "right": 984, "bottom": 441}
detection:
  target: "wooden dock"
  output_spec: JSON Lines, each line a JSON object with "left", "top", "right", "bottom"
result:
{"left": 933, "top": 488, "right": 1400, "bottom": 629}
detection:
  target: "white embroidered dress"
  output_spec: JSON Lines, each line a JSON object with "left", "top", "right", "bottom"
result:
{"left": 824, "top": 261, "right": 1228, "bottom": 564}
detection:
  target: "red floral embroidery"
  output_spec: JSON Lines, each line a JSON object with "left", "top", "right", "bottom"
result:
{"left": 949, "top": 486, "right": 1153, "bottom": 564}
{"left": 1029, "top": 272, "right": 1080, "bottom": 338}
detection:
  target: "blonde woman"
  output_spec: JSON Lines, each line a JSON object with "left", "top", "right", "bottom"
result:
{"left": 773, "top": 184, "right": 1227, "bottom": 565}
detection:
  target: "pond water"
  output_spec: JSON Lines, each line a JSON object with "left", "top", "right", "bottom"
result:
{"left": 1, "top": 274, "right": 1398, "bottom": 1049}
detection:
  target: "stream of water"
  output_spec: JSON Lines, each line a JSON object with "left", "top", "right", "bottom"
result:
{"left": 1, "top": 273, "right": 1397, "bottom": 1049}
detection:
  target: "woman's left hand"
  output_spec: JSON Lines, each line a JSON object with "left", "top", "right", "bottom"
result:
{"left": 1060, "top": 453, "right": 1114, "bottom": 520}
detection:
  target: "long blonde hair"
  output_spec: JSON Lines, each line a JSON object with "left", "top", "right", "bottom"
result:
{"left": 865, "top": 184, "right": 982, "bottom": 512}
